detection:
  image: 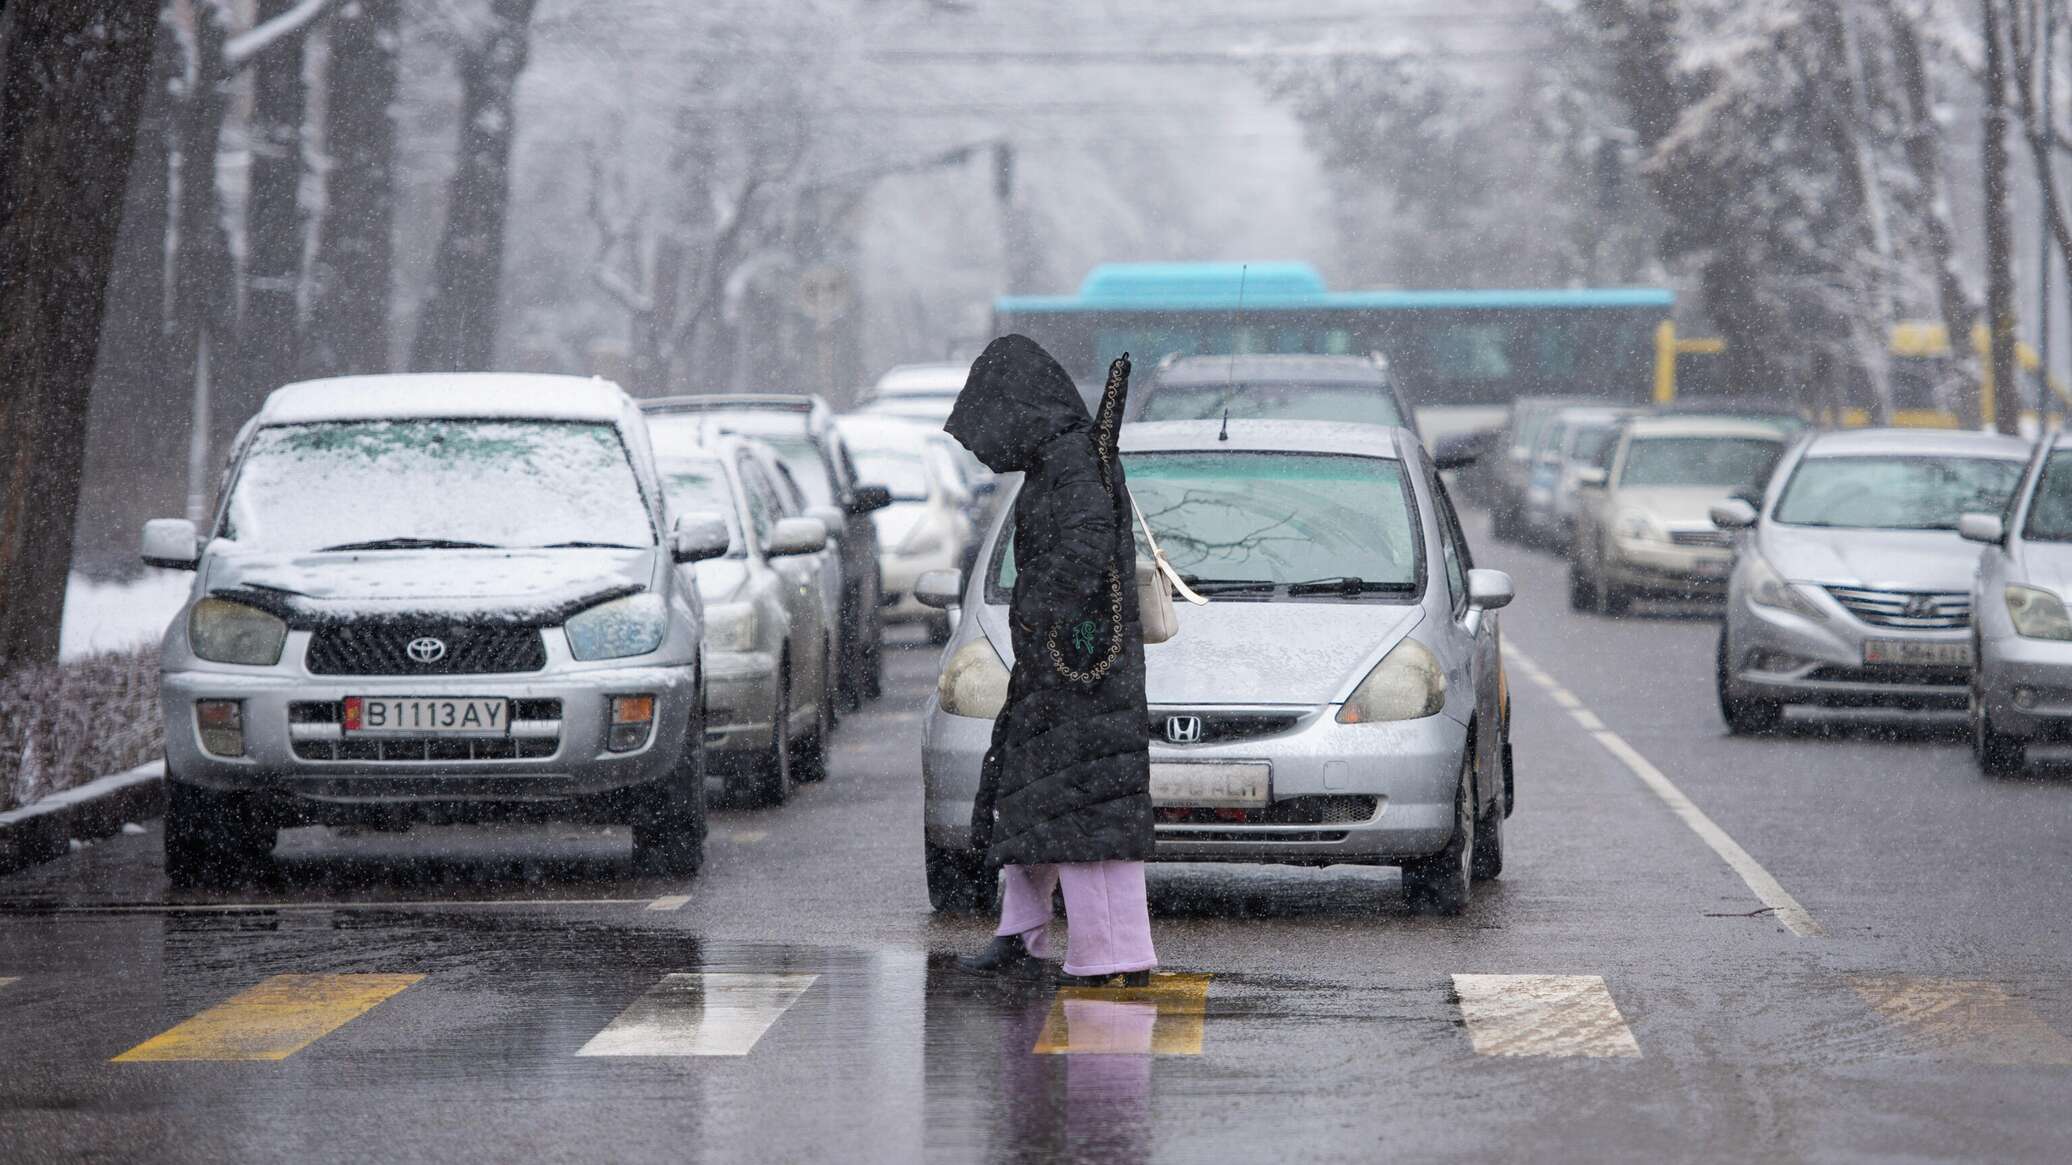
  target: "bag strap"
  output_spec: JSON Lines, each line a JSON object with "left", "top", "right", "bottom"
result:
{"left": 1130, "top": 491, "right": 1209, "bottom": 607}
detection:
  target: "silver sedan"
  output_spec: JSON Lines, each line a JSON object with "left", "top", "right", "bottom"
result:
{"left": 1963, "top": 432, "right": 2072, "bottom": 775}
{"left": 917, "top": 420, "right": 1516, "bottom": 916}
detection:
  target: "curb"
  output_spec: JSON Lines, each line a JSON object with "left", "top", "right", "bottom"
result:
{"left": 0, "top": 761, "right": 164, "bottom": 876}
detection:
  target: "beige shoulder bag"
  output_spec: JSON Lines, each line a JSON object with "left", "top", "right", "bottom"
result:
{"left": 1132, "top": 492, "right": 1206, "bottom": 645}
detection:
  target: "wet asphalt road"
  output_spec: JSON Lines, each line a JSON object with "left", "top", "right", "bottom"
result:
{"left": 6, "top": 512, "right": 2072, "bottom": 1163}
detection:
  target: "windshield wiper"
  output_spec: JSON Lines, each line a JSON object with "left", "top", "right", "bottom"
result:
{"left": 1283, "top": 576, "right": 1417, "bottom": 597}
{"left": 1180, "top": 577, "right": 1277, "bottom": 594}
{"left": 539, "top": 540, "right": 645, "bottom": 549}
{"left": 319, "top": 537, "right": 502, "bottom": 552}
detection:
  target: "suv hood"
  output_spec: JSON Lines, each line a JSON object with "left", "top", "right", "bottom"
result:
{"left": 1763, "top": 525, "right": 1981, "bottom": 591}
{"left": 980, "top": 599, "right": 1423, "bottom": 705}
{"left": 205, "top": 546, "right": 653, "bottom": 621}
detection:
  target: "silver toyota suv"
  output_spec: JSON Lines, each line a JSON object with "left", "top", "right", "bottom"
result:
{"left": 140, "top": 374, "right": 730, "bottom": 886}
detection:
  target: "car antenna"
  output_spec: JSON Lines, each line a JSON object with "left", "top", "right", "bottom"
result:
{"left": 1220, "top": 263, "right": 1247, "bottom": 442}
{"left": 1219, "top": 407, "right": 1230, "bottom": 442}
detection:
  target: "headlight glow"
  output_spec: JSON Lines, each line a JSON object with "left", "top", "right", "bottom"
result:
{"left": 564, "top": 593, "right": 668, "bottom": 661}
{"left": 188, "top": 598, "right": 287, "bottom": 665}
{"left": 1745, "top": 552, "right": 1827, "bottom": 622}
{"left": 2005, "top": 585, "right": 2072, "bottom": 640}
{"left": 1337, "top": 638, "right": 1446, "bottom": 723}
{"left": 702, "top": 602, "right": 758, "bottom": 653}
{"left": 938, "top": 637, "right": 1009, "bottom": 718}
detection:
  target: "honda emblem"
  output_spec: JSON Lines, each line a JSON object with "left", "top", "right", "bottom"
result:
{"left": 1165, "top": 715, "right": 1203, "bottom": 744}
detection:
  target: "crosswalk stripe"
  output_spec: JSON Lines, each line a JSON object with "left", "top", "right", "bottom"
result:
{"left": 577, "top": 972, "right": 818, "bottom": 1057}
{"left": 1849, "top": 976, "right": 2072, "bottom": 1065}
{"left": 1451, "top": 974, "right": 1643, "bottom": 1058}
{"left": 113, "top": 973, "right": 421, "bottom": 1062}
{"left": 1033, "top": 973, "right": 1211, "bottom": 1055}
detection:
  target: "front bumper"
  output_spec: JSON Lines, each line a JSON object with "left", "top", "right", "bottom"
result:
{"left": 1725, "top": 600, "right": 1968, "bottom": 709}
{"left": 1977, "top": 632, "right": 2072, "bottom": 739}
{"left": 1605, "top": 538, "right": 1733, "bottom": 597}
{"left": 702, "top": 650, "right": 778, "bottom": 756}
{"left": 161, "top": 661, "right": 697, "bottom": 819}
{"left": 922, "top": 698, "right": 1466, "bottom": 866}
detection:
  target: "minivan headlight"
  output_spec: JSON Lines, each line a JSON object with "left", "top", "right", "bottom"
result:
{"left": 2005, "top": 585, "right": 2072, "bottom": 640}
{"left": 939, "top": 637, "right": 1009, "bottom": 718}
{"left": 565, "top": 593, "right": 667, "bottom": 661}
{"left": 1745, "top": 552, "right": 1827, "bottom": 622}
{"left": 702, "top": 602, "right": 758, "bottom": 653}
{"left": 1337, "top": 638, "right": 1445, "bottom": 723}
{"left": 188, "top": 598, "right": 287, "bottom": 665}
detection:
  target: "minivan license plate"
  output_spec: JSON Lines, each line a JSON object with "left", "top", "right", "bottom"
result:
{"left": 1862, "top": 640, "right": 1971, "bottom": 667}
{"left": 345, "top": 697, "right": 508, "bottom": 736}
{"left": 1150, "top": 762, "right": 1270, "bottom": 808}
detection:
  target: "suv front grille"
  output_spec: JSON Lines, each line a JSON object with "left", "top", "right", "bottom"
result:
{"left": 288, "top": 699, "right": 562, "bottom": 762}
{"left": 1823, "top": 586, "right": 1970, "bottom": 630}
{"left": 306, "top": 625, "right": 548, "bottom": 676}
{"left": 1669, "top": 529, "right": 1733, "bottom": 549}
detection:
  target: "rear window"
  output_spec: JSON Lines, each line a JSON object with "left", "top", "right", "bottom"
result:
{"left": 1618, "top": 436, "right": 1782, "bottom": 489}
{"left": 1138, "top": 381, "right": 1403, "bottom": 428}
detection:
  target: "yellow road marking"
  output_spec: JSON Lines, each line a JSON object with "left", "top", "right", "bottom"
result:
{"left": 1033, "top": 973, "right": 1210, "bottom": 1055}
{"left": 1452, "top": 974, "right": 1643, "bottom": 1058}
{"left": 113, "top": 973, "right": 421, "bottom": 1062}
{"left": 1850, "top": 976, "right": 2072, "bottom": 1065}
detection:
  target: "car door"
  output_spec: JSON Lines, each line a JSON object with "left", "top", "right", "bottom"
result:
{"left": 738, "top": 454, "right": 819, "bottom": 710}
{"left": 1426, "top": 453, "right": 1502, "bottom": 812}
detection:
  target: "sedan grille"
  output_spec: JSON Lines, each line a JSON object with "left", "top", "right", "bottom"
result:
{"left": 1150, "top": 710, "right": 1303, "bottom": 746}
{"left": 1669, "top": 529, "right": 1733, "bottom": 549}
{"left": 1156, "top": 795, "right": 1378, "bottom": 826}
{"left": 1822, "top": 586, "right": 1970, "bottom": 630}
{"left": 306, "top": 625, "right": 548, "bottom": 676}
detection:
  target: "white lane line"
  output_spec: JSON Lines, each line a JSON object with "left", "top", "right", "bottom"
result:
{"left": 1506, "top": 644, "right": 1826, "bottom": 938}
{"left": 1548, "top": 688, "right": 1582, "bottom": 709}
{"left": 1451, "top": 974, "right": 1642, "bottom": 1058}
{"left": 729, "top": 830, "right": 769, "bottom": 844}
{"left": 646, "top": 894, "right": 692, "bottom": 912}
{"left": 0, "top": 976, "right": 17, "bottom": 991}
{"left": 0, "top": 899, "right": 650, "bottom": 915}
{"left": 577, "top": 972, "right": 818, "bottom": 1057}
{"left": 1850, "top": 976, "right": 2072, "bottom": 1065}
{"left": 1569, "top": 709, "right": 1605, "bottom": 731}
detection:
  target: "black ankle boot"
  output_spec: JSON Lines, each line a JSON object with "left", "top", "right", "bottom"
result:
{"left": 955, "top": 935, "right": 1050, "bottom": 980}
{"left": 1056, "top": 969, "right": 1153, "bottom": 989}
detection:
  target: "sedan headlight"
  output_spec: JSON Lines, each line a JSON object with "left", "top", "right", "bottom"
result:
{"left": 1337, "top": 638, "right": 1445, "bottom": 723}
{"left": 702, "top": 602, "right": 758, "bottom": 653}
{"left": 1745, "top": 552, "right": 1827, "bottom": 622}
{"left": 938, "top": 637, "right": 1009, "bottom": 718}
{"left": 564, "top": 593, "right": 668, "bottom": 661}
{"left": 188, "top": 597, "right": 287, "bottom": 665}
{"left": 1615, "top": 509, "right": 1664, "bottom": 543}
{"left": 2005, "top": 585, "right": 2072, "bottom": 640}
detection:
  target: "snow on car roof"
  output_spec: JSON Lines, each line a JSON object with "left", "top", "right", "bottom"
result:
{"left": 259, "top": 373, "right": 631, "bottom": 425}
{"left": 1121, "top": 418, "right": 1409, "bottom": 460}
{"left": 871, "top": 363, "right": 967, "bottom": 396}
{"left": 1802, "top": 426, "right": 2031, "bottom": 459}
{"left": 1620, "top": 416, "right": 1790, "bottom": 441}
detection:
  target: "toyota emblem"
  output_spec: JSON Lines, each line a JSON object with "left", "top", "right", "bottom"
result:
{"left": 1166, "top": 715, "right": 1203, "bottom": 744}
{"left": 406, "top": 636, "right": 448, "bottom": 664}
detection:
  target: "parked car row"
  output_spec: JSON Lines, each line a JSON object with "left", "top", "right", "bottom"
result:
{"left": 141, "top": 373, "right": 908, "bottom": 888}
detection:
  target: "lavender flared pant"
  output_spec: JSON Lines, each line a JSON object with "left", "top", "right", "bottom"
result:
{"left": 994, "top": 860, "right": 1157, "bottom": 977}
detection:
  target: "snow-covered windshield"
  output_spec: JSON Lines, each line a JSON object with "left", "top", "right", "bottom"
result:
{"left": 658, "top": 459, "right": 744, "bottom": 557}
{"left": 1775, "top": 455, "right": 2024, "bottom": 531}
{"left": 1138, "top": 382, "right": 1405, "bottom": 428}
{"left": 1619, "top": 437, "right": 1782, "bottom": 489}
{"left": 221, "top": 420, "right": 654, "bottom": 552}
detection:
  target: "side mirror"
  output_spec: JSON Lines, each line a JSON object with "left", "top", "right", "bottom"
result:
{"left": 767, "top": 516, "right": 829, "bottom": 557}
{"left": 806, "top": 505, "right": 847, "bottom": 541}
{"left": 915, "top": 568, "right": 964, "bottom": 610}
{"left": 1465, "top": 568, "right": 1514, "bottom": 611}
{"left": 1431, "top": 432, "right": 1482, "bottom": 471}
{"left": 1708, "top": 499, "right": 1759, "bottom": 530}
{"left": 141, "top": 518, "right": 201, "bottom": 570}
{"left": 1575, "top": 466, "right": 1609, "bottom": 489}
{"left": 671, "top": 512, "right": 731, "bottom": 564}
{"left": 847, "top": 484, "right": 893, "bottom": 515}
{"left": 1958, "top": 512, "right": 2007, "bottom": 545}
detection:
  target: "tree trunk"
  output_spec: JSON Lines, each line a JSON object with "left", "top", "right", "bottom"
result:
{"left": 0, "top": 1, "right": 161, "bottom": 668}
{"left": 230, "top": 0, "right": 309, "bottom": 425}
{"left": 410, "top": 0, "right": 538, "bottom": 373}
{"left": 1984, "top": 0, "right": 2023, "bottom": 434}
{"left": 168, "top": 4, "right": 236, "bottom": 482}
{"left": 2008, "top": 0, "right": 2072, "bottom": 400}
{"left": 303, "top": 0, "right": 396, "bottom": 377}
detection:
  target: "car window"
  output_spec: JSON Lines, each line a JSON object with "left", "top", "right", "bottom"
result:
{"left": 222, "top": 419, "right": 654, "bottom": 552}
{"left": 659, "top": 460, "right": 744, "bottom": 558}
{"left": 1618, "top": 436, "right": 1782, "bottom": 489}
{"left": 1568, "top": 424, "right": 1616, "bottom": 463}
{"left": 2021, "top": 451, "right": 2072, "bottom": 541}
{"left": 1423, "top": 459, "right": 1468, "bottom": 610}
{"left": 758, "top": 435, "right": 837, "bottom": 507}
{"left": 1774, "top": 455, "right": 2025, "bottom": 531}
{"left": 851, "top": 447, "right": 931, "bottom": 501}
{"left": 993, "top": 451, "right": 1422, "bottom": 600}
{"left": 736, "top": 456, "right": 777, "bottom": 549}
{"left": 1138, "top": 382, "right": 1405, "bottom": 428}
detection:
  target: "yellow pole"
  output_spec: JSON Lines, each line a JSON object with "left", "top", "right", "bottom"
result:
{"left": 1654, "top": 320, "right": 1677, "bottom": 404}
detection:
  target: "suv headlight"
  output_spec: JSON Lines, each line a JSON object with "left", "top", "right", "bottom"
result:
{"left": 939, "top": 637, "right": 1009, "bottom": 718}
{"left": 2005, "top": 585, "right": 2072, "bottom": 640}
{"left": 1744, "top": 552, "right": 1827, "bottom": 622}
{"left": 188, "top": 597, "right": 287, "bottom": 665}
{"left": 702, "top": 602, "right": 758, "bottom": 653}
{"left": 1337, "top": 638, "right": 1445, "bottom": 723}
{"left": 564, "top": 593, "right": 667, "bottom": 661}
{"left": 1615, "top": 509, "right": 1663, "bottom": 543}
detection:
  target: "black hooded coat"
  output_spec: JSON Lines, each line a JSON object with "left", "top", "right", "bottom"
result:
{"left": 944, "top": 334, "right": 1154, "bottom": 867}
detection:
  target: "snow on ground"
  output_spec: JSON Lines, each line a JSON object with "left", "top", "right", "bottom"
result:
{"left": 59, "top": 571, "right": 190, "bottom": 661}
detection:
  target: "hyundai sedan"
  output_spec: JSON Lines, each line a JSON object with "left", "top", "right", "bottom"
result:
{"left": 1962, "top": 431, "right": 2072, "bottom": 775}
{"left": 917, "top": 420, "right": 1515, "bottom": 916}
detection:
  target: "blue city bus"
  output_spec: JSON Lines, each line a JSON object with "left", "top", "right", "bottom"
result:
{"left": 993, "top": 262, "right": 1674, "bottom": 414}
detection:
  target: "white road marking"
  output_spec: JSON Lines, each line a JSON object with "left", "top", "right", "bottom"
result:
{"left": 1569, "top": 709, "right": 1605, "bottom": 731}
{"left": 1507, "top": 644, "right": 1826, "bottom": 938}
{"left": 0, "top": 899, "right": 650, "bottom": 916}
{"left": 729, "top": 830, "right": 769, "bottom": 844}
{"left": 577, "top": 972, "right": 818, "bottom": 1057}
{"left": 1850, "top": 976, "right": 2072, "bottom": 1065}
{"left": 0, "top": 976, "right": 17, "bottom": 990}
{"left": 645, "top": 894, "right": 692, "bottom": 912}
{"left": 1451, "top": 974, "right": 1642, "bottom": 1058}
{"left": 1549, "top": 688, "right": 1582, "bottom": 709}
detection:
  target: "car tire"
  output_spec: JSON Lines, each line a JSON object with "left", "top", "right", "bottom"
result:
{"left": 1470, "top": 783, "right": 1503, "bottom": 881}
{"left": 793, "top": 655, "right": 832, "bottom": 785}
{"left": 1401, "top": 757, "right": 1474, "bottom": 916}
{"left": 1597, "top": 575, "right": 1632, "bottom": 617}
{"left": 864, "top": 634, "right": 884, "bottom": 701}
{"left": 163, "top": 775, "right": 273, "bottom": 889}
{"left": 927, "top": 612, "right": 953, "bottom": 646}
{"left": 839, "top": 593, "right": 865, "bottom": 713}
{"left": 925, "top": 840, "right": 994, "bottom": 913}
{"left": 632, "top": 715, "right": 707, "bottom": 876}
{"left": 1567, "top": 557, "right": 1597, "bottom": 611}
{"left": 744, "top": 674, "right": 793, "bottom": 807}
{"left": 1716, "top": 631, "right": 1783, "bottom": 735}
{"left": 1973, "top": 688, "right": 2028, "bottom": 778}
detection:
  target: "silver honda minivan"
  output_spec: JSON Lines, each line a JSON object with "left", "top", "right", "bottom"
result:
{"left": 141, "top": 374, "right": 729, "bottom": 885}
